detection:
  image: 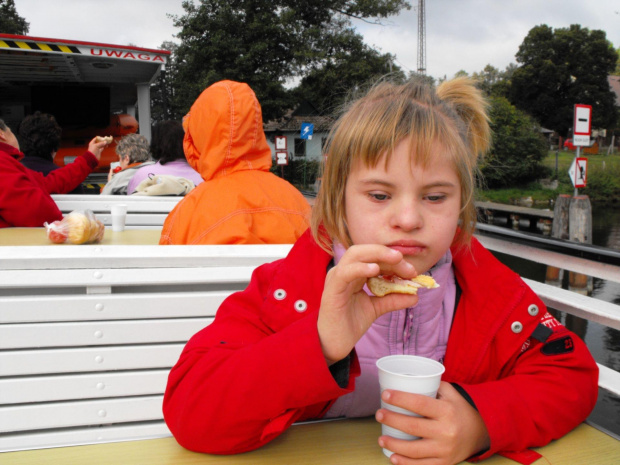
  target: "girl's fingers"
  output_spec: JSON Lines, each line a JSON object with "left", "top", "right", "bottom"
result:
{"left": 338, "top": 244, "right": 417, "bottom": 280}
{"left": 328, "top": 261, "right": 380, "bottom": 285}
{"left": 381, "top": 389, "right": 441, "bottom": 419}
{"left": 378, "top": 436, "right": 439, "bottom": 464}
{"left": 370, "top": 293, "right": 419, "bottom": 316}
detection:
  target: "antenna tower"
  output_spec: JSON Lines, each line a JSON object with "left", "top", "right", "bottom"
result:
{"left": 417, "top": 0, "right": 426, "bottom": 74}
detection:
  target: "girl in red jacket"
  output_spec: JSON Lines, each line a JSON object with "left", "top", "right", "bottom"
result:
{"left": 163, "top": 77, "right": 598, "bottom": 465}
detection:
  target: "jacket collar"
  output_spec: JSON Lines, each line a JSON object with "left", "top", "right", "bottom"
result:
{"left": 0, "top": 141, "right": 24, "bottom": 161}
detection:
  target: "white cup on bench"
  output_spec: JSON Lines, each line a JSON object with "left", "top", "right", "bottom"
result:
{"left": 111, "top": 204, "right": 128, "bottom": 231}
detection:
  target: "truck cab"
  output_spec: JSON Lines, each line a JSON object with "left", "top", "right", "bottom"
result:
{"left": 0, "top": 34, "right": 169, "bottom": 174}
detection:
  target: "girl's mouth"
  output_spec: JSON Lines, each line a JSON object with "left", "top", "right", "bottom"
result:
{"left": 388, "top": 241, "right": 425, "bottom": 256}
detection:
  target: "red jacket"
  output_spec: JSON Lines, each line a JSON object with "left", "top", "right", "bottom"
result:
{"left": 0, "top": 142, "right": 98, "bottom": 228}
{"left": 163, "top": 231, "right": 598, "bottom": 461}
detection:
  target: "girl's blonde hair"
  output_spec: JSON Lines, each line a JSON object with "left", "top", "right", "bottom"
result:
{"left": 311, "top": 76, "right": 491, "bottom": 254}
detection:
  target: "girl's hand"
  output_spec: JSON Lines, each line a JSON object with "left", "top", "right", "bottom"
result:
{"left": 317, "top": 244, "right": 418, "bottom": 364}
{"left": 375, "top": 382, "right": 490, "bottom": 465}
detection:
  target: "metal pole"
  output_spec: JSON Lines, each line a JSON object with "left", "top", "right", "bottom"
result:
{"left": 574, "top": 146, "right": 580, "bottom": 197}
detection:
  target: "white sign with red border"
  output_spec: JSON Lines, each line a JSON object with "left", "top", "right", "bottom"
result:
{"left": 568, "top": 157, "right": 587, "bottom": 188}
{"left": 275, "top": 136, "right": 287, "bottom": 150}
{"left": 276, "top": 151, "right": 288, "bottom": 165}
{"left": 573, "top": 104, "right": 592, "bottom": 147}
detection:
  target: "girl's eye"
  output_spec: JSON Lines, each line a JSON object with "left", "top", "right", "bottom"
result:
{"left": 426, "top": 194, "right": 446, "bottom": 202}
{"left": 369, "top": 193, "right": 389, "bottom": 201}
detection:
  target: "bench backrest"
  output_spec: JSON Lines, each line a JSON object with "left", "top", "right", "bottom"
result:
{"left": 52, "top": 195, "right": 183, "bottom": 228}
{"left": 0, "top": 244, "right": 291, "bottom": 452}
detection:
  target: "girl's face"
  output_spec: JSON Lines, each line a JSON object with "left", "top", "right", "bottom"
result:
{"left": 344, "top": 138, "right": 461, "bottom": 275}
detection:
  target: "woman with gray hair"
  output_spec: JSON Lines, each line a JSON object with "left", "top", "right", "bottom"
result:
{"left": 101, "top": 133, "right": 154, "bottom": 195}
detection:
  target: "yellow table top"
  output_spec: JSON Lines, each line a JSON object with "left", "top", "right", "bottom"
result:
{"left": 2, "top": 419, "right": 619, "bottom": 465}
{"left": 0, "top": 227, "right": 162, "bottom": 246}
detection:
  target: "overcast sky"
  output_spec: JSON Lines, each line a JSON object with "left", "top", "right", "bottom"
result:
{"left": 11, "top": 0, "right": 620, "bottom": 80}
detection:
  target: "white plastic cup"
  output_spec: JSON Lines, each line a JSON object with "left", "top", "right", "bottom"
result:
{"left": 376, "top": 355, "right": 445, "bottom": 457}
{"left": 111, "top": 204, "right": 128, "bottom": 232}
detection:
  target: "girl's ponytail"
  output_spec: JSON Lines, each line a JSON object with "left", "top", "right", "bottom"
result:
{"left": 436, "top": 77, "right": 491, "bottom": 161}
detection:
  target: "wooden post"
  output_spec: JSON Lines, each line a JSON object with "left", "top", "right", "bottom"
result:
{"left": 545, "top": 194, "right": 571, "bottom": 287}
{"left": 551, "top": 194, "right": 571, "bottom": 240}
{"left": 568, "top": 195, "right": 593, "bottom": 295}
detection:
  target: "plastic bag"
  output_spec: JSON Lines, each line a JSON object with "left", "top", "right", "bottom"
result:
{"left": 133, "top": 175, "right": 195, "bottom": 196}
{"left": 44, "top": 210, "right": 105, "bottom": 244}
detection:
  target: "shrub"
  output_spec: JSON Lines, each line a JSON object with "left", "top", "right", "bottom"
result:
{"left": 271, "top": 157, "right": 321, "bottom": 189}
{"left": 480, "top": 96, "right": 550, "bottom": 188}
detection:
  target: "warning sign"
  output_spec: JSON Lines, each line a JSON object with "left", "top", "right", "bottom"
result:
{"left": 568, "top": 157, "right": 587, "bottom": 188}
{"left": 276, "top": 152, "right": 288, "bottom": 165}
{"left": 573, "top": 104, "right": 592, "bottom": 147}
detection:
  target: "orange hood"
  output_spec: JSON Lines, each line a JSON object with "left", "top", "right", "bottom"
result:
{"left": 183, "top": 80, "right": 272, "bottom": 181}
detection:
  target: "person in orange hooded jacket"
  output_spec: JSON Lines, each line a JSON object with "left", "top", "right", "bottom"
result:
{"left": 159, "top": 81, "right": 311, "bottom": 245}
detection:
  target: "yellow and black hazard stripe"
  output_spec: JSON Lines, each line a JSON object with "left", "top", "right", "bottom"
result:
{"left": 82, "top": 183, "right": 106, "bottom": 194}
{"left": 0, "top": 39, "right": 81, "bottom": 54}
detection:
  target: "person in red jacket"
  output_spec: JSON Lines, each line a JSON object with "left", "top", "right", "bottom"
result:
{"left": 163, "top": 78, "right": 598, "bottom": 464}
{"left": 0, "top": 118, "right": 108, "bottom": 228}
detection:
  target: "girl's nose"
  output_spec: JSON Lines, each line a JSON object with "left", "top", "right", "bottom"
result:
{"left": 389, "top": 202, "right": 423, "bottom": 231}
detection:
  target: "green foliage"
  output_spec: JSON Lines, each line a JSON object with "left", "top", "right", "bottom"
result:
{"left": 270, "top": 157, "right": 321, "bottom": 189}
{"left": 0, "top": 0, "right": 29, "bottom": 35}
{"left": 478, "top": 154, "right": 620, "bottom": 208}
{"left": 509, "top": 24, "right": 618, "bottom": 136}
{"left": 480, "top": 96, "right": 550, "bottom": 188}
{"left": 586, "top": 163, "right": 620, "bottom": 203}
{"left": 166, "top": 0, "right": 409, "bottom": 121}
{"left": 292, "top": 33, "right": 406, "bottom": 115}
{"left": 150, "top": 41, "right": 181, "bottom": 122}
{"left": 471, "top": 63, "right": 516, "bottom": 98}
{"left": 476, "top": 184, "right": 558, "bottom": 206}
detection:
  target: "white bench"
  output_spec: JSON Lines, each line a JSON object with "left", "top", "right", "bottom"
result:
{"left": 52, "top": 195, "right": 183, "bottom": 229}
{"left": 0, "top": 244, "right": 292, "bottom": 452}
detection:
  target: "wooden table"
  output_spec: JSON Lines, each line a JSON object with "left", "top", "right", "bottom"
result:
{"left": 0, "top": 227, "right": 162, "bottom": 246}
{"left": 2, "top": 418, "right": 619, "bottom": 465}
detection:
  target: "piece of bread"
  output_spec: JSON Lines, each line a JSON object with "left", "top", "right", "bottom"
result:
{"left": 367, "top": 274, "right": 439, "bottom": 297}
{"left": 64, "top": 212, "right": 91, "bottom": 244}
{"left": 95, "top": 135, "right": 113, "bottom": 144}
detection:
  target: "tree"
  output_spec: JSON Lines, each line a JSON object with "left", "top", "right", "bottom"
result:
{"left": 471, "top": 63, "right": 517, "bottom": 99}
{"left": 292, "top": 32, "right": 405, "bottom": 115}
{"left": 509, "top": 24, "right": 618, "bottom": 136}
{"left": 151, "top": 41, "right": 182, "bottom": 122}
{"left": 169, "top": 0, "right": 410, "bottom": 121}
{"left": 480, "top": 96, "right": 549, "bottom": 188}
{"left": 0, "top": 0, "right": 29, "bottom": 35}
